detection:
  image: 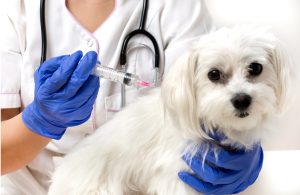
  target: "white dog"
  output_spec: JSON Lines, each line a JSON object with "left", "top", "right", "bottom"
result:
{"left": 48, "top": 26, "right": 290, "bottom": 195}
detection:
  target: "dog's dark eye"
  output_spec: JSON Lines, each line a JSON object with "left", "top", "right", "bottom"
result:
{"left": 208, "top": 69, "right": 221, "bottom": 82}
{"left": 248, "top": 62, "right": 263, "bottom": 76}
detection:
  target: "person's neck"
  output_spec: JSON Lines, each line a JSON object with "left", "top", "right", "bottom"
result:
{"left": 66, "top": 0, "right": 115, "bottom": 33}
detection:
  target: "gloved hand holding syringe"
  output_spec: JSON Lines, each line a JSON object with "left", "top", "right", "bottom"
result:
{"left": 92, "top": 63, "right": 153, "bottom": 87}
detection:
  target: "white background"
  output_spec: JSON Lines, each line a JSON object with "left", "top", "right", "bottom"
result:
{"left": 205, "top": 1, "right": 300, "bottom": 194}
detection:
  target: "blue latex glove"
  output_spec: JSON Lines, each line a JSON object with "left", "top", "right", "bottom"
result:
{"left": 179, "top": 133, "right": 263, "bottom": 195}
{"left": 22, "top": 51, "right": 99, "bottom": 140}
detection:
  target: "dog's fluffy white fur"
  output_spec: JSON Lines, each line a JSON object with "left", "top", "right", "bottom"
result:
{"left": 48, "top": 26, "right": 290, "bottom": 195}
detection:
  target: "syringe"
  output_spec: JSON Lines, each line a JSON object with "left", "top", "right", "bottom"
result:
{"left": 92, "top": 64, "right": 153, "bottom": 88}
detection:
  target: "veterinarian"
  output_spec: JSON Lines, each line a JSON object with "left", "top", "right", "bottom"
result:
{"left": 1, "top": 0, "right": 263, "bottom": 194}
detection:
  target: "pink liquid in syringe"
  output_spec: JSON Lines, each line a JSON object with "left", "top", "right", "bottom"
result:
{"left": 136, "top": 80, "right": 153, "bottom": 87}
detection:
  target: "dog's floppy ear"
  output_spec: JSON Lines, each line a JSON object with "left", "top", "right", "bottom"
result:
{"left": 269, "top": 41, "right": 291, "bottom": 113}
{"left": 161, "top": 50, "right": 200, "bottom": 136}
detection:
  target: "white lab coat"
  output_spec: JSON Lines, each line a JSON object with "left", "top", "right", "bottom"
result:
{"left": 0, "top": 0, "right": 214, "bottom": 194}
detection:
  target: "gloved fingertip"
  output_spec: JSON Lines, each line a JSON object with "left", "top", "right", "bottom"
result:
{"left": 181, "top": 153, "right": 190, "bottom": 161}
{"left": 68, "top": 50, "right": 84, "bottom": 66}
{"left": 86, "top": 51, "right": 98, "bottom": 67}
{"left": 86, "top": 50, "right": 98, "bottom": 56}
{"left": 72, "top": 50, "right": 83, "bottom": 57}
{"left": 178, "top": 172, "right": 189, "bottom": 182}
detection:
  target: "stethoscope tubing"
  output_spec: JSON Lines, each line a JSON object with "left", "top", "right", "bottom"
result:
{"left": 40, "top": 0, "right": 47, "bottom": 64}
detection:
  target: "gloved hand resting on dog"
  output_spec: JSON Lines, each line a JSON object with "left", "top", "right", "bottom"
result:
{"left": 22, "top": 51, "right": 100, "bottom": 140}
{"left": 179, "top": 132, "right": 263, "bottom": 195}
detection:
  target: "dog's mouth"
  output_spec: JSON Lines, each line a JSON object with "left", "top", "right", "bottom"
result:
{"left": 235, "top": 112, "right": 249, "bottom": 118}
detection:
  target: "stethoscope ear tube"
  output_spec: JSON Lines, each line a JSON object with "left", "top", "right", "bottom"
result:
{"left": 40, "top": 0, "right": 47, "bottom": 64}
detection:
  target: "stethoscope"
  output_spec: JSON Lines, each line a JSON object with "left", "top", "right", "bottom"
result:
{"left": 40, "top": 0, "right": 160, "bottom": 107}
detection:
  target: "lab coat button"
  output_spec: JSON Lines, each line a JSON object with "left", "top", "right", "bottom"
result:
{"left": 87, "top": 39, "right": 94, "bottom": 47}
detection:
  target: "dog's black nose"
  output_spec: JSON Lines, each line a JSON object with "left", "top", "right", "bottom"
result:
{"left": 231, "top": 93, "right": 252, "bottom": 111}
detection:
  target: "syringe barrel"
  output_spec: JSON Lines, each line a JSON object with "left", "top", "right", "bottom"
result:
{"left": 92, "top": 64, "right": 138, "bottom": 86}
